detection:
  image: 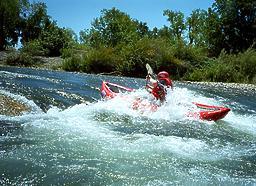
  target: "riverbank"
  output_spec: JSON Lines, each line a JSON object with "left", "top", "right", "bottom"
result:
{"left": 0, "top": 51, "right": 63, "bottom": 70}
{"left": 183, "top": 81, "right": 256, "bottom": 92}
{"left": 1, "top": 51, "right": 256, "bottom": 91}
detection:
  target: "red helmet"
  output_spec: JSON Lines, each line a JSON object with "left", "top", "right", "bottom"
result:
{"left": 157, "top": 71, "right": 173, "bottom": 88}
{"left": 157, "top": 71, "right": 169, "bottom": 79}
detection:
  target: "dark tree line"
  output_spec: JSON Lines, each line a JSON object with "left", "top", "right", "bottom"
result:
{"left": 0, "top": 0, "right": 75, "bottom": 56}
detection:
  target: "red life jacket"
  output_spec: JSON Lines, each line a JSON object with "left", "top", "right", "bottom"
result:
{"left": 151, "top": 85, "right": 166, "bottom": 101}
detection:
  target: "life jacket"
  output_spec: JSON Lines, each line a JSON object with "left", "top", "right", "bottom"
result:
{"left": 151, "top": 84, "right": 166, "bottom": 101}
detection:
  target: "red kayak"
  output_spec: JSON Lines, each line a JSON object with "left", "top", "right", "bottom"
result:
{"left": 100, "top": 81, "right": 158, "bottom": 111}
{"left": 100, "top": 81, "right": 230, "bottom": 121}
{"left": 100, "top": 81, "right": 134, "bottom": 98}
{"left": 188, "top": 102, "right": 231, "bottom": 121}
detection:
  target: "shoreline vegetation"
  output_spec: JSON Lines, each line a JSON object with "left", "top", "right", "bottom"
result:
{"left": 0, "top": 0, "right": 255, "bottom": 84}
{"left": 1, "top": 50, "right": 256, "bottom": 92}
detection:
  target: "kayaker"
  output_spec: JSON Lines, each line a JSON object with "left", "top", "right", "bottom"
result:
{"left": 146, "top": 71, "right": 173, "bottom": 102}
{"left": 157, "top": 71, "right": 173, "bottom": 89}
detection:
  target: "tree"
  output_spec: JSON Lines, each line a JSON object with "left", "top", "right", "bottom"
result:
{"left": 211, "top": 0, "right": 256, "bottom": 53}
{"left": 157, "top": 26, "right": 173, "bottom": 41}
{"left": 40, "top": 22, "right": 76, "bottom": 56}
{"left": 186, "top": 9, "right": 208, "bottom": 47}
{"left": 0, "top": 0, "right": 28, "bottom": 50}
{"left": 205, "top": 7, "right": 224, "bottom": 56}
{"left": 134, "top": 20, "right": 150, "bottom": 37}
{"left": 150, "top": 27, "right": 158, "bottom": 38}
{"left": 84, "top": 8, "right": 140, "bottom": 47}
{"left": 163, "top": 10, "right": 186, "bottom": 41}
{"left": 20, "top": 2, "right": 50, "bottom": 44}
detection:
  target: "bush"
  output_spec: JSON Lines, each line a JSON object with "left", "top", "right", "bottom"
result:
{"left": 186, "top": 48, "right": 256, "bottom": 83}
{"left": 61, "top": 44, "right": 89, "bottom": 58}
{"left": 82, "top": 47, "right": 120, "bottom": 74}
{"left": 117, "top": 38, "right": 190, "bottom": 78}
{"left": 21, "top": 40, "right": 49, "bottom": 56}
{"left": 171, "top": 40, "right": 208, "bottom": 66}
{"left": 62, "top": 55, "right": 83, "bottom": 72}
{"left": 117, "top": 38, "right": 158, "bottom": 77}
{"left": 60, "top": 38, "right": 193, "bottom": 79}
{"left": 6, "top": 52, "right": 34, "bottom": 67}
{"left": 62, "top": 46, "right": 121, "bottom": 74}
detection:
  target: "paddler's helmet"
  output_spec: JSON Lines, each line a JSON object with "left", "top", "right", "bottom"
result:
{"left": 157, "top": 71, "right": 173, "bottom": 88}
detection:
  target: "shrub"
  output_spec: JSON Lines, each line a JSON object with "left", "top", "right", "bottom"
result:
{"left": 21, "top": 40, "right": 49, "bottom": 56}
{"left": 117, "top": 38, "right": 190, "bottom": 78}
{"left": 6, "top": 52, "right": 34, "bottom": 66}
{"left": 82, "top": 47, "right": 120, "bottom": 74}
{"left": 185, "top": 48, "right": 256, "bottom": 83}
{"left": 62, "top": 55, "right": 83, "bottom": 72}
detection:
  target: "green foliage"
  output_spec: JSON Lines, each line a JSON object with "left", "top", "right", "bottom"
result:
{"left": 186, "top": 48, "right": 256, "bottom": 83}
{"left": 21, "top": 40, "right": 48, "bottom": 56}
{"left": 172, "top": 40, "right": 208, "bottom": 66}
{"left": 117, "top": 38, "right": 159, "bottom": 76}
{"left": 17, "top": 23, "right": 77, "bottom": 57}
{"left": 61, "top": 44, "right": 89, "bottom": 59}
{"left": 209, "top": 0, "right": 256, "bottom": 54}
{"left": 82, "top": 47, "right": 120, "bottom": 73}
{"left": 40, "top": 23, "right": 75, "bottom": 56}
{"left": 81, "top": 8, "right": 142, "bottom": 47}
{"left": 62, "top": 46, "right": 120, "bottom": 74}
{"left": 163, "top": 10, "right": 186, "bottom": 40}
{"left": 0, "top": 0, "right": 27, "bottom": 50}
{"left": 0, "top": 0, "right": 75, "bottom": 56}
{"left": 62, "top": 55, "right": 83, "bottom": 72}
{"left": 116, "top": 38, "right": 189, "bottom": 78}
{"left": 61, "top": 37, "right": 208, "bottom": 79}
{"left": 6, "top": 52, "right": 34, "bottom": 67}
{"left": 187, "top": 9, "right": 208, "bottom": 46}
{"left": 2, "top": 2, "right": 256, "bottom": 84}
{"left": 20, "top": 2, "right": 50, "bottom": 43}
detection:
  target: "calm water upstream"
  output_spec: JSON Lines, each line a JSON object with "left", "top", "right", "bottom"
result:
{"left": 0, "top": 66, "right": 256, "bottom": 185}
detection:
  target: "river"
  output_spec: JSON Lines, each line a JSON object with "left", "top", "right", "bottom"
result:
{"left": 0, "top": 66, "right": 256, "bottom": 185}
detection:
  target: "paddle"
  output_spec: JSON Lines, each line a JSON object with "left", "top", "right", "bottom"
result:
{"left": 146, "top": 63, "right": 157, "bottom": 79}
{"left": 145, "top": 63, "right": 166, "bottom": 92}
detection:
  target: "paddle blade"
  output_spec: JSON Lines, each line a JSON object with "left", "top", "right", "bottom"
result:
{"left": 146, "top": 63, "right": 154, "bottom": 76}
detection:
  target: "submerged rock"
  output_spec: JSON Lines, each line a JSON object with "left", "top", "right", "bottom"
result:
{"left": 0, "top": 94, "right": 31, "bottom": 116}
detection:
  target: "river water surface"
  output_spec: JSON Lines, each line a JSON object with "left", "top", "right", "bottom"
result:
{"left": 0, "top": 66, "right": 256, "bottom": 185}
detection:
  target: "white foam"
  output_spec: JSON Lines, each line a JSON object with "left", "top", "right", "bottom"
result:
{"left": 93, "top": 87, "right": 226, "bottom": 122}
{"left": 224, "top": 111, "right": 256, "bottom": 135}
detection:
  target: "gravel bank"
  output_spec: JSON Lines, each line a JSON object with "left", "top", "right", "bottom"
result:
{"left": 182, "top": 81, "right": 256, "bottom": 92}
